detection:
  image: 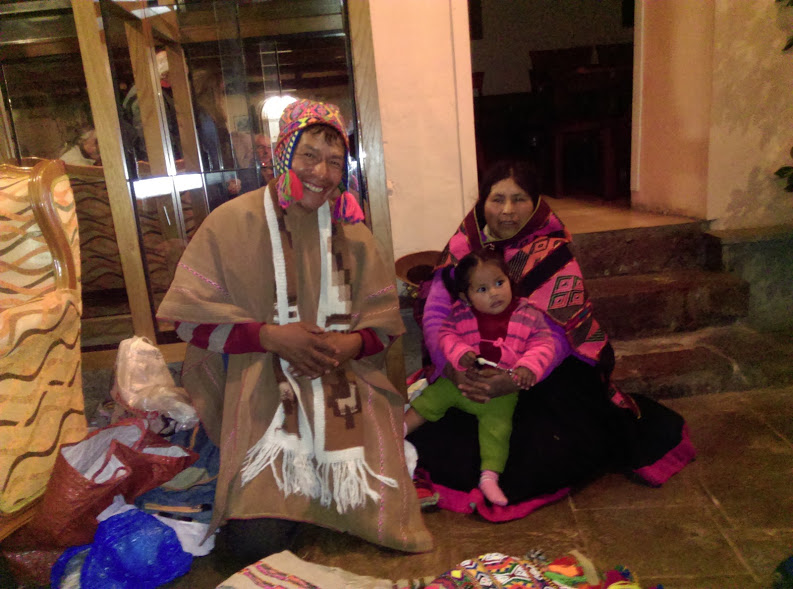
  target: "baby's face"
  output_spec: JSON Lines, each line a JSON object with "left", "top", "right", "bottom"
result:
{"left": 466, "top": 262, "right": 512, "bottom": 315}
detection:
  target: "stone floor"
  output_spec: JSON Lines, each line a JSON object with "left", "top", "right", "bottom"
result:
{"left": 546, "top": 196, "right": 696, "bottom": 234}
{"left": 167, "top": 385, "right": 793, "bottom": 588}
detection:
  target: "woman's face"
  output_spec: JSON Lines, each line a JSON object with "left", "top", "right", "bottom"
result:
{"left": 291, "top": 128, "right": 345, "bottom": 212}
{"left": 482, "top": 176, "right": 534, "bottom": 240}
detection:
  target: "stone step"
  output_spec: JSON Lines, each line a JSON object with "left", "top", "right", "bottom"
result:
{"left": 570, "top": 221, "right": 710, "bottom": 278}
{"left": 611, "top": 324, "right": 793, "bottom": 399}
{"left": 587, "top": 269, "right": 749, "bottom": 340}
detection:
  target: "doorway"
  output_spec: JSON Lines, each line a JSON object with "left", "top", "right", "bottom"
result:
{"left": 469, "top": 0, "right": 634, "bottom": 202}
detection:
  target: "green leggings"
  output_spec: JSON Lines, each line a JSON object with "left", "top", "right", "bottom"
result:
{"left": 411, "top": 377, "right": 518, "bottom": 473}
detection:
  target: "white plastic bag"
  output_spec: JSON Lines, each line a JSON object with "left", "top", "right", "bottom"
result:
{"left": 111, "top": 336, "right": 199, "bottom": 432}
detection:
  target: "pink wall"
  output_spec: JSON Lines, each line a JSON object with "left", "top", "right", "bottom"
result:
{"left": 369, "top": 0, "right": 478, "bottom": 260}
{"left": 632, "top": 0, "right": 713, "bottom": 219}
{"left": 633, "top": 0, "right": 793, "bottom": 228}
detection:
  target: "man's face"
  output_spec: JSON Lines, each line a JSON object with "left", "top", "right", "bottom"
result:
{"left": 80, "top": 131, "right": 100, "bottom": 162}
{"left": 255, "top": 136, "right": 272, "bottom": 164}
{"left": 255, "top": 136, "right": 274, "bottom": 182}
{"left": 290, "top": 127, "right": 345, "bottom": 212}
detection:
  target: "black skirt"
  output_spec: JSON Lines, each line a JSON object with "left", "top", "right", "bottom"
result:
{"left": 407, "top": 356, "right": 689, "bottom": 506}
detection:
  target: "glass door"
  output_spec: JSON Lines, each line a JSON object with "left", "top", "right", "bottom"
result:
{"left": 1, "top": 0, "right": 372, "bottom": 349}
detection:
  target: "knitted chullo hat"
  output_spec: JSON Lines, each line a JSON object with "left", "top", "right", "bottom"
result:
{"left": 273, "top": 98, "right": 364, "bottom": 224}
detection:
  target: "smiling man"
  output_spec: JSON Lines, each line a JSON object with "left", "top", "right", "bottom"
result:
{"left": 157, "top": 99, "right": 432, "bottom": 565}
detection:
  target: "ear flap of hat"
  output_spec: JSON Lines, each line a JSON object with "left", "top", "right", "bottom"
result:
{"left": 274, "top": 127, "right": 305, "bottom": 208}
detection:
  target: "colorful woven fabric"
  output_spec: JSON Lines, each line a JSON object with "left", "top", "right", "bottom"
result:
{"left": 216, "top": 549, "right": 661, "bottom": 589}
{"left": 272, "top": 98, "right": 363, "bottom": 224}
{"left": 427, "top": 552, "right": 596, "bottom": 588}
{"left": 427, "top": 551, "right": 663, "bottom": 589}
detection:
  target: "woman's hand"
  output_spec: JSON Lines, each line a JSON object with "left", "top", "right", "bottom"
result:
{"left": 446, "top": 364, "right": 519, "bottom": 403}
{"left": 259, "top": 322, "right": 339, "bottom": 379}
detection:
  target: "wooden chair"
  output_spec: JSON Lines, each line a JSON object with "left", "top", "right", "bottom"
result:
{"left": 550, "top": 67, "right": 621, "bottom": 199}
{"left": 0, "top": 159, "right": 86, "bottom": 538}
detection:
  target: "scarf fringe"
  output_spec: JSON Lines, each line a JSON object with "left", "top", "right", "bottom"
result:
{"left": 317, "top": 459, "right": 398, "bottom": 513}
{"left": 240, "top": 435, "right": 318, "bottom": 498}
{"left": 241, "top": 434, "right": 397, "bottom": 514}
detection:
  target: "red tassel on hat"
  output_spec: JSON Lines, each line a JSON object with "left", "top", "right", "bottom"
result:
{"left": 276, "top": 169, "right": 304, "bottom": 209}
{"left": 332, "top": 190, "right": 365, "bottom": 224}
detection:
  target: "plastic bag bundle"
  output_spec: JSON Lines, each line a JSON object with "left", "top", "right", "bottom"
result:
{"left": 11, "top": 419, "right": 197, "bottom": 549}
{"left": 50, "top": 509, "right": 193, "bottom": 588}
{"left": 111, "top": 336, "right": 198, "bottom": 431}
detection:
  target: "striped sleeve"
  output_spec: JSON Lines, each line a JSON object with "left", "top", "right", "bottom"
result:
{"left": 509, "top": 306, "right": 562, "bottom": 381}
{"left": 439, "top": 306, "right": 478, "bottom": 370}
{"left": 175, "top": 321, "right": 267, "bottom": 354}
{"left": 356, "top": 327, "right": 385, "bottom": 358}
{"left": 422, "top": 272, "right": 454, "bottom": 380}
{"left": 174, "top": 321, "right": 383, "bottom": 358}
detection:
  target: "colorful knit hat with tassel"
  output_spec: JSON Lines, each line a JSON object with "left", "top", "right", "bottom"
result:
{"left": 273, "top": 98, "right": 364, "bottom": 224}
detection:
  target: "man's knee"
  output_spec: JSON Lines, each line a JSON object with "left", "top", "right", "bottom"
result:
{"left": 216, "top": 517, "right": 302, "bottom": 565}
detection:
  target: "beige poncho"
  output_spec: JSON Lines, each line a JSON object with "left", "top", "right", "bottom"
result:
{"left": 157, "top": 185, "right": 431, "bottom": 553}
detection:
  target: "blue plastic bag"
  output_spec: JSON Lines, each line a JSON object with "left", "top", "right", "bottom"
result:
{"left": 51, "top": 509, "right": 192, "bottom": 588}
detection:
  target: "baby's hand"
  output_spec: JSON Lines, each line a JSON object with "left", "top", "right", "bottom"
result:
{"left": 512, "top": 367, "right": 537, "bottom": 389}
{"left": 459, "top": 352, "right": 477, "bottom": 369}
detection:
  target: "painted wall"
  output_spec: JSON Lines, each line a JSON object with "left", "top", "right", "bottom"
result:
{"left": 471, "top": 0, "right": 633, "bottom": 96}
{"left": 632, "top": 0, "right": 793, "bottom": 229}
{"left": 368, "top": 0, "right": 478, "bottom": 260}
{"left": 707, "top": 0, "right": 793, "bottom": 229}
{"left": 631, "top": 0, "right": 714, "bottom": 219}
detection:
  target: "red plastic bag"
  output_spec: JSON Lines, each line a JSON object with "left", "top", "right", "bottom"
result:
{"left": 2, "top": 547, "right": 62, "bottom": 587}
{"left": 8, "top": 418, "right": 197, "bottom": 549}
{"left": 114, "top": 430, "right": 198, "bottom": 500}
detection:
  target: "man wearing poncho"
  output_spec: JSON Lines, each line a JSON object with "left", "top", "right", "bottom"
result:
{"left": 158, "top": 99, "right": 431, "bottom": 560}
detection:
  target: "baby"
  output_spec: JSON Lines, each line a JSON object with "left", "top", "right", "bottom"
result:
{"left": 405, "top": 248, "right": 557, "bottom": 506}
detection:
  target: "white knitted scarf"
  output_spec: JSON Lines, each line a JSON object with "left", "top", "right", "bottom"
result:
{"left": 239, "top": 191, "right": 396, "bottom": 513}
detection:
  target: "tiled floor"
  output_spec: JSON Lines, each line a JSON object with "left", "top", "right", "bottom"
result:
{"left": 170, "top": 385, "right": 793, "bottom": 588}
